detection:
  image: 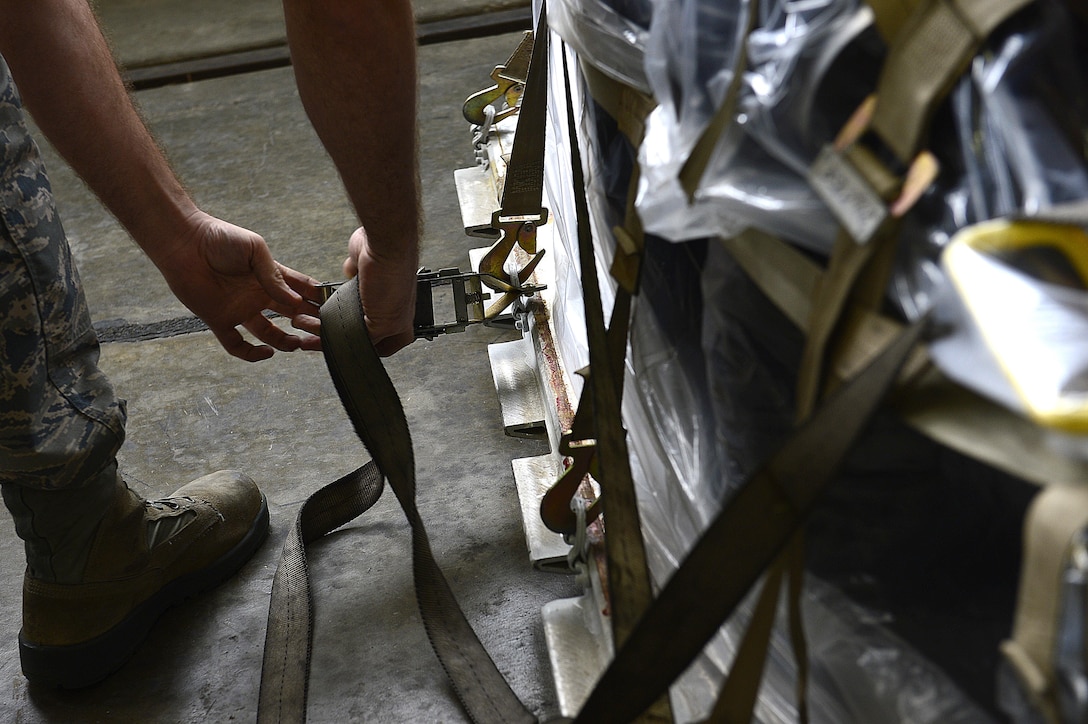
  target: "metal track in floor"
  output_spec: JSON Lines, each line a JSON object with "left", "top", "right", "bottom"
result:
{"left": 123, "top": 7, "right": 533, "bottom": 91}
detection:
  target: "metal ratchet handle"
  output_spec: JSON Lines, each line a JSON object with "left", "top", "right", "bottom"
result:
{"left": 314, "top": 268, "right": 545, "bottom": 341}
{"left": 315, "top": 281, "right": 344, "bottom": 304}
{"left": 413, "top": 267, "right": 488, "bottom": 339}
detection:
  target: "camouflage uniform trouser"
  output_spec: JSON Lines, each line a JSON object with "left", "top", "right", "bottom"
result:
{"left": 0, "top": 55, "right": 126, "bottom": 491}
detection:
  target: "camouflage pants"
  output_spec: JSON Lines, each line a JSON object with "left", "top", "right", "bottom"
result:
{"left": 0, "top": 55, "right": 126, "bottom": 490}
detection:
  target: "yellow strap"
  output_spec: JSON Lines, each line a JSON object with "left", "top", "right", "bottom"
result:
{"left": 719, "top": 231, "right": 1088, "bottom": 488}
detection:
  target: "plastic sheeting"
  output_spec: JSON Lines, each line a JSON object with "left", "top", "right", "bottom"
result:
{"left": 543, "top": 0, "right": 1086, "bottom": 720}
{"left": 892, "top": 0, "right": 1088, "bottom": 320}
{"left": 636, "top": 0, "right": 868, "bottom": 250}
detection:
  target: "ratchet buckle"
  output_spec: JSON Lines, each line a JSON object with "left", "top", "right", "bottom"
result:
{"left": 317, "top": 266, "right": 545, "bottom": 341}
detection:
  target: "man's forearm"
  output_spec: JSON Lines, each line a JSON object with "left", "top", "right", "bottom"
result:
{"left": 0, "top": 0, "right": 199, "bottom": 265}
{"left": 282, "top": 0, "right": 421, "bottom": 263}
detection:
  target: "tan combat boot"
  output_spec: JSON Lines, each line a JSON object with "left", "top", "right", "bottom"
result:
{"left": 13, "top": 469, "right": 268, "bottom": 688}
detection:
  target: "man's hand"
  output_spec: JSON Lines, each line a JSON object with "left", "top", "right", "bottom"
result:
{"left": 155, "top": 210, "right": 322, "bottom": 361}
{"left": 342, "top": 226, "right": 417, "bottom": 356}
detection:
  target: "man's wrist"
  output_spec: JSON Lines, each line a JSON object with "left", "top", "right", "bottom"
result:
{"left": 136, "top": 203, "right": 206, "bottom": 269}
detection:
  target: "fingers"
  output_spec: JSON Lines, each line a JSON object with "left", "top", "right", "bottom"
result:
{"left": 225, "top": 258, "right": 323, "bottom": 358}
{"left": 254, "top": 254, "right": 308, "bottom": 310}
{"left": 278, "top": 263, "right": 325, "bottom": 307}
{"left": 291, "top": 311, "right": 319, "bottom": 339}
{"left": 243, "top": 313, "right": 311, "bottom": 353}
{"left": 211, "top": 326, "right": 275, "bottom": 363}
{"left": 210, "top": 313, "right": 324, "bottom": 361}
{"left": 251, "top": 259, "right": 326, "bottom": 333}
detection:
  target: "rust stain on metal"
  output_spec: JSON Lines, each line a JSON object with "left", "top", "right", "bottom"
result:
{"left": 528, "top": 296, "right": 575, "bottom": 432}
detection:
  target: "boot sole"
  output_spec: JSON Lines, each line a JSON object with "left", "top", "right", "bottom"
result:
{"left": 18, "top": 496, "right": 270, "bottom": 689}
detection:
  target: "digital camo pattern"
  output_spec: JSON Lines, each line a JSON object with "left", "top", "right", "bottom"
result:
{"left": 0, "top": 55, "right": 125, "bottom": 490}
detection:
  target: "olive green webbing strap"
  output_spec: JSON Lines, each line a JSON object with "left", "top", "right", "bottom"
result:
{"left": 568, "top": 50, "right": 793, "bottom": 723}
{"left": 795, "top": 229, "right": 894, "bottom": 453}
{"left": 799, "top": 0, "right": 1035, "bottom": 413}
{"left": 708, "top": 559, "right": 788, "bottom": 723}
{"left": 499, "top": 1, "right": 550, "bottom": 220}
{"left": 865, "top": 0, "right": 919, "bottom": 43}
{"left": 704, "top": 531, "right": 804, "bottom": 723}
{"left": 257, "top": 277, "right": 536, "bottom": 724}
{"left": 868, "top": 0, "right": 1033, "bottom": 163}
{"left": 780, "top": 20, "right": 1036, "bottom": 701}
{"left": 559, "top": 48, "right": 672, "bottom": 723}
{"left": 257, "top": 461, "right": 385, "bottom": 723}
{"left": 1002, "top": 484, "right": 1088, "bottom": 722}
{"left": 704, "top": 531, "right": 807, "bottom": 723}
{"left": 538, "top": 66, "right": 648, "bottom": 536}
{"left": 720, "top": 229, "right": 1088, "bottom": 489}
{"left": 255, "top": 279, "right": 924, "bottom": 724}
{"left": 572, "top": 313, "right": 929, "bottom": 723}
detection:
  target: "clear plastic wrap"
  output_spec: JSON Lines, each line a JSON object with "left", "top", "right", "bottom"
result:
{"left": 636, "top": 0, "right": 869, "bottom": 250}
{"left": 637, "top": 0, "right": 1088, "bottom": 435}
{"left": 634, "top": 0, "right": 756, "bottom": 242}
{"left": 892, "top": 0, "right": 1088, "bottom": 322}
{"left": 534, "top": 0, "right": 1086, "bottom": 719}
{"left": 540, "top": 42, "right": 1007, "bottom": 717}
{"left": 550, "top": 0, "right": 652, "bottom": 93}
{"left": 542, "top": 35, "right": 621, "bottom": 391}
{"left": 892, "top": 1, "right": 1088, "bottom": 448}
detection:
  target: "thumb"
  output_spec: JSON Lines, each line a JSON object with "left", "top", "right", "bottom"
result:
{"left": 253, "top": 245, "right": 303, "bottom": 307}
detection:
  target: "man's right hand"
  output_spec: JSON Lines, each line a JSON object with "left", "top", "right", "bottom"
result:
{"left": 342, "top": 225, "right": 418, "bottom": 356}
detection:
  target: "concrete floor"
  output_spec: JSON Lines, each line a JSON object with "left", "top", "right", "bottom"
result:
{"left": 0, "top": 4, "right": 576, "bottom": 722}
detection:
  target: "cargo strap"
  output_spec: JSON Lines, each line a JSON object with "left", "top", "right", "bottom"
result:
{"left": 554, "top": 42, "right": 796, "bottom": 724}
{"left": 557, "top": 46, "right": 674, "bottom": 723}
{"left": 801, "top": 0, "right": 1034, "bottom": 406}
{"left": 573, "top": 311, "right": 929, "bottom": 723}
{"left": 735, "top": 0, "right": 1021, "bottom": 710}
{"left": 257, "top": 276, "right": 537, "bottom": 724}
{"left": 865, "top": 0, "right": 1033, "bottom": 163}
{"left": 1002, "top": 484, "right": 1088, "bottom": 723}
{"left": 477, "top": 3, "right": 550, "bottom": 317}
{"left": 994, "top": 201, "right": 1088, "bottom": 724}
{"left": 538, "top": 61, "right": 650, "bottom": 535}
{"left": 781, "top": 18, "right": 1034, "bottom": 708}
{"left": 727, "top": 204, "right": 1088, "bottom": 724}
{"left": 255, "top": 253, "right": 927, "bottom": 724}
{"left": 721, "top": 227, "right": 1088, "bottom": 488}
{"left": 256, "top": 1, "right": 1011, "bottom": 719}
